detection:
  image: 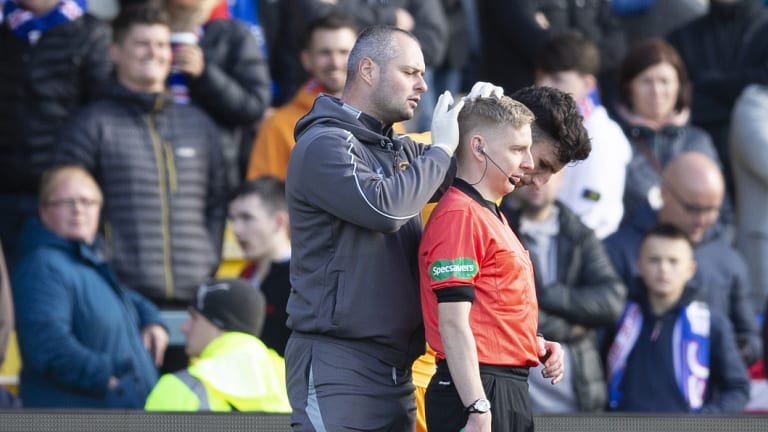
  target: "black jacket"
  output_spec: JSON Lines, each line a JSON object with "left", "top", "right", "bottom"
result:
{"left": 667, "top": 0, "right": 768, "bottom": 128}
{"left": 666, "top": 0, "right": 768, "bottom": 174}
{"left": 55, "top": 81, "right": 227, "bottom": 303}
{"left": 478, "top": 0, "right": 625, "bottom": 93}
{"left": 0, "top": 14, "right": 111, "bottom": 194}
{"left": 190, "top": 18, "right": 272, "bottom": 188}
{"left": 505, "top": 201, "right": 626, "bottom": 411}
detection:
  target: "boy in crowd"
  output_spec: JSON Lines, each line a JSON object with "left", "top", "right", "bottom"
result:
{"left": 605, "top": 224, "right": 749, "bottom": 413}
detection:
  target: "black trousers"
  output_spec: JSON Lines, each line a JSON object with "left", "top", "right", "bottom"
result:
{"left": 425, "top": 360, "right": 533, "bottom": 432}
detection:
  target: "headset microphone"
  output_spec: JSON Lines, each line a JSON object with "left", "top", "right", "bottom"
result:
{"left": 479, "top": 147, "right": 519, "bottom": 186}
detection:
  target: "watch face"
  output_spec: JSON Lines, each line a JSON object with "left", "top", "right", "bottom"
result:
{"left": 477, "top": 399, "right": 491, "bottom": 412}
{"left": 473, "top": 399, "right": 491, "bottom": 413}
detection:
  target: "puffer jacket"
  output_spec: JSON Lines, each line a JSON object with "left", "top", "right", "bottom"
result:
{"left": 0, "top": 14, "right": 111, "bottom": 194}
{"left": 190, "top": 18, "right": 272, "bottom": 189}
{"left": 55, "top": 80, "right": 227, "bottom": 303}
{"left": 285, "top": 94, "right": 452, "bottom": 368}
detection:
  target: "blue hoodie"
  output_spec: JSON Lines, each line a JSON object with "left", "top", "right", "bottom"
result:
{"left": 12, "top": 219, "right": 161, "bottom": 408}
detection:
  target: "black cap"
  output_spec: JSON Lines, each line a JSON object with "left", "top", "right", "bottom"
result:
{"left": 192, "top": 278, "right": 265, "bottom": 337}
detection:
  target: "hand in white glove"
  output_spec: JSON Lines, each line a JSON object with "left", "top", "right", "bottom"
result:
{"left": 430, "top": 90, "right": 465, "bottom": 157}
{"left": 464, "top": 81, "right": 504, "bottom": 101}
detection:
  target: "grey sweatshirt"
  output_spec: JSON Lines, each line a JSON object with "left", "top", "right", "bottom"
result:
{"left": 285, "top": 94, "right": 451, "bottom": 367}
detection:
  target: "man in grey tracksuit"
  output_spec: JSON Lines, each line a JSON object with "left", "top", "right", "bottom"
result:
{"left": 284, "top": 25, "right": 491, "bottom": 431}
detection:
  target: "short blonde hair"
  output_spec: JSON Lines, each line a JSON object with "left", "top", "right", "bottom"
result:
{"left": 457, "top": 96, "right": 535, "bottom": 157}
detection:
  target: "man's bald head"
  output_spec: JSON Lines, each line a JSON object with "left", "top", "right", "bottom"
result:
{"left": 659, "top": 152, "right": 724, "bottom": 243}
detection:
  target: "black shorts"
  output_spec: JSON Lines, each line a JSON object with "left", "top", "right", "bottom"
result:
{"left": 425, "top": 360, "right": 533, "bottom": 432}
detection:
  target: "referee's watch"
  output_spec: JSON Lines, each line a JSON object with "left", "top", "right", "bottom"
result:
{"left": 466, "top": 398, "right": 491, "bottom": 414}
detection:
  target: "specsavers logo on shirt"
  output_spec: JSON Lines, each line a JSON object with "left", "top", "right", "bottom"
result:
{"left": 430, "top": 258, "right": 479, "bottom": 281}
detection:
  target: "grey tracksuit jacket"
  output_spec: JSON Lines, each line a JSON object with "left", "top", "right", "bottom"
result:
{"left": 285, "top": 94, "right": 452, "bottom": 368}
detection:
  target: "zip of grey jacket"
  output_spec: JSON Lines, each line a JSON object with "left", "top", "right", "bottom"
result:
{"left": 285, "top": 94, "right": 451, "bottom": 368}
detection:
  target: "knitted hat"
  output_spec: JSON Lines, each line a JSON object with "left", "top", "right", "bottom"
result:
{"left": 192, "top": 278, "right": 265, "bottom": 337}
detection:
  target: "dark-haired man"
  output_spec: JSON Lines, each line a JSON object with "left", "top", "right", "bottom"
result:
{"left": 510, "top": 85, "right": 592, "bottom": 189}
{"left": 247, "top": 13, "right": 358, "bottom": 182}
{"left": 229, "top": 176, "right": 292, "bottom": 357}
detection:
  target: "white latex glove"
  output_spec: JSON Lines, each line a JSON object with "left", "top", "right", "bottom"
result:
{"left": 465, "top": 81, "right": 504, "bottom": 101}
{"left": 430, "top": 90, "right": 465, "bottom": 157}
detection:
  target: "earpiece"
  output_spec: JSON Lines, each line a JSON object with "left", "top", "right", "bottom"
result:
{"left": 479, "top": 145, "right": 520, "bottom": 186}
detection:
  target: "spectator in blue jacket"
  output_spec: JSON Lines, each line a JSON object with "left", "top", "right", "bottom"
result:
{"left": 11, "top": 165, "right": 168, "bottom": 408}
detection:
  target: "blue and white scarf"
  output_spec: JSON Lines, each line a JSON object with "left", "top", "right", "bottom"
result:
{"left": 576, "top": 88, "right": 601, "bottom": 123}
{"left": 1, "top": 0, "right": 85, "bottom": 44}
{"left": 607, "top": 300, "right": 711, "bottom": 411}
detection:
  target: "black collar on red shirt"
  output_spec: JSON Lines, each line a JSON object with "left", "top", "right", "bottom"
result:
{"left": 453, "top": 178, "right": 503, "bottom": 221}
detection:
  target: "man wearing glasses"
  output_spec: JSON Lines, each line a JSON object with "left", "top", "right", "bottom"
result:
{"left": 604, "top": 151, "right": 762, "bottom": 367}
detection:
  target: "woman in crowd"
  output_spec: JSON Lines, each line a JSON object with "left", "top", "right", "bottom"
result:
{"left": 614, "top": 38, "right": 721, "bottom": 222}
{"left": 11, "top": 166, "right": 168, "bottom": 408}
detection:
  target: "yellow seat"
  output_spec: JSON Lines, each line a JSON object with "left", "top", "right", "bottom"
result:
{"left": 0, "top": 331, "right": 21, "bottom": 395}
{"left": 216, "top": 222, "right": 248, "bottom": 278}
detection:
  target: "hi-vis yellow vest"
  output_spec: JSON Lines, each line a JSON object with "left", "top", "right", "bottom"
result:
{"left": 145, "top": 332, "right": 291, "bottom": 412}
